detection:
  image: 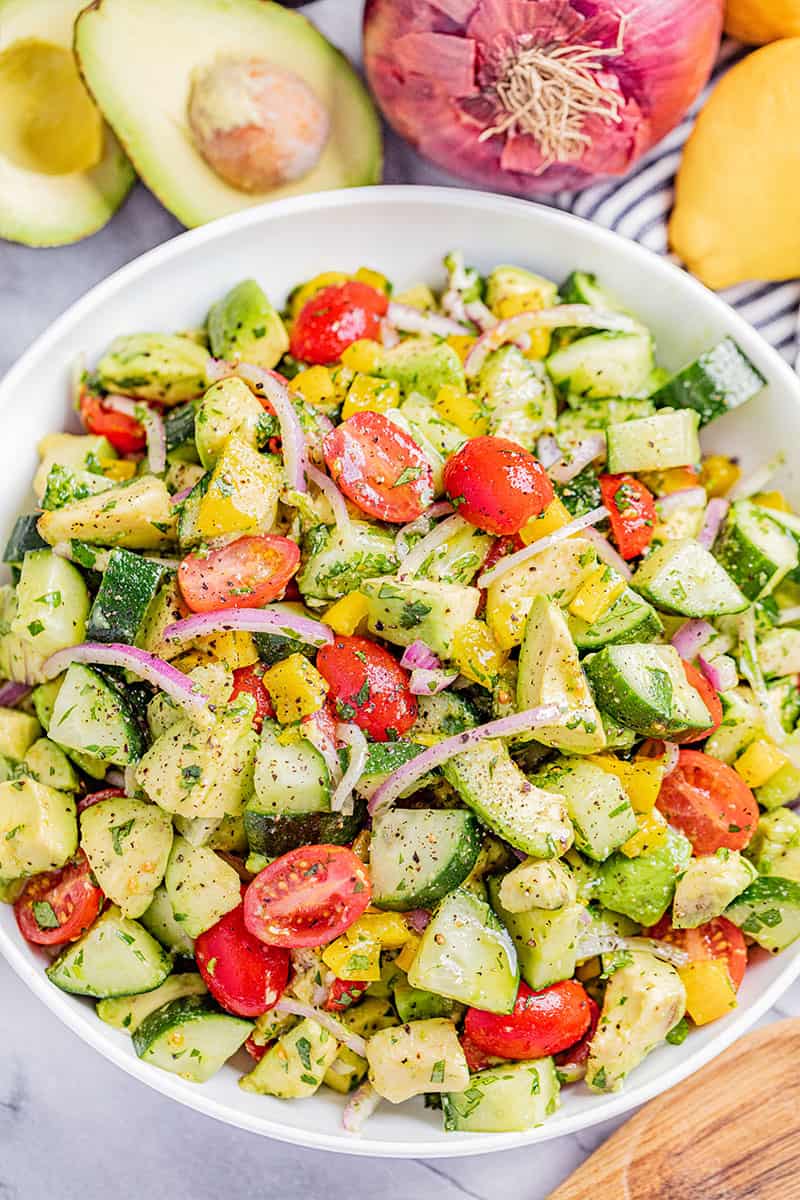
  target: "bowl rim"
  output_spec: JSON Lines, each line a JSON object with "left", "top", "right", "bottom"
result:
{"left": 2, "top": 184, "right": 800, "bottom": 1159}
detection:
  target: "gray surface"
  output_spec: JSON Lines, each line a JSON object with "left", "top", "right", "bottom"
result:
{"left": 2, "top": 3, "right": 799, "bottom": 1196}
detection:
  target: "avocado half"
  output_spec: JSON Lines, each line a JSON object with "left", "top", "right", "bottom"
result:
{"left": 74, "top": 0, "right": 383, "bottom": 229}
{"left": 0, "top": 0, "right": 134, "bottom": 246}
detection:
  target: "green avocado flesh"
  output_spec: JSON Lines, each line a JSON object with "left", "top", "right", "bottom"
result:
{"left": 74, "top": 0, "right": 382, "bottom": 228}
{"left": 0, "top": 0, "right": 134, "bottom": 246}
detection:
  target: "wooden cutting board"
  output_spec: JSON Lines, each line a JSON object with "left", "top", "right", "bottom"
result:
{"left": 549, "top": 1018, "right": 800, "bottom": 1199}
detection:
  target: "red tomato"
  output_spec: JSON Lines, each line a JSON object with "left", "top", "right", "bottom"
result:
{"left": 599, "top": 474, "right": 657, "bottom": 560}
{"left": 77, "top": 787, "right": 125, "bottom": 814}
{"left": 554, "top": 995, "right": 601, "bottom": 1077}
{"left": 656, "top": 749, "right": 758, "bottom": 855}
{"left": 460, "top": 1032, "right": 501, "bottom": 1074}
{"left": 290, "top": 281, "right": 388, "bottom": 365}
{"left": 324, "top": 978, "right": 370, "bottom": 1013}
{"left": 477, "top": 534, "right": 524, "bottom": 614}
{"left": 316, "top": 634, "right": 417, "bottom": 741}
{"left": 230, "top": 665, "right": 274, "bottom": 731}
{"left": 647, "top": 915, "right": 748, "bottom": 989}
{"left": 673, "top": 660, "right": 723, "bottom": 745}
{"left": 443, "top": 436, "right": 554, "bottom": 535}
{"left": 14, "top": 850, "right": 103, "bottom": 946}
{"left": 79, "top": 390, "right": 146, "bottom": 455}
{"left": 464, "top": 980, "right": 593, "bottom": 1061}
{"left": 245, "top": 1036, "right": 267, "bottom": 1062}
{"left": 178, "top": 535, "right": 300, "bottom": 613}
{"left": 323, "top": 410, "right": 434, "bottom": 524}
{"left": 244, "top": 845, "right": 371, "bottom": 948}
{"left": 194, "top": 900, "right": 290, "bottom": 1017}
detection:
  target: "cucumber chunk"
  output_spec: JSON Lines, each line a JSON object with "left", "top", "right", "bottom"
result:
{"left": 569, "top": 587, "right": 663, "bottom": 651}
{"left": 11, "top": 549, "right": 89, "bottom": 657}
{"left": 50, "top": 662, "right": 144, "bottom": 767}
{"left": 632, "top": 538, "right": 748, "bottom": 617}
{"left": 530, "top": 757, "right": 637, "bottom": 861}
{"left": 393, "top": 982, "right": 462, "bottom": 1023}
{"left": 0, "top": 777, "right": 77, "bottom": 877}
{"left": 0, "top": 707, "right": 40, "bottom": 759}
{"left": 407, "top": 888, "right": 519, "bottom": 1013}
{"left": 370, "top": 809, "right": 482, "bottom": 911}
{"left": 725, "top": 876, "right": 800, "bottom": 952}
{"left": 546, "top": 331, "right": 653, "bottom": 400}
{"left": 650, "top": 337, "right": 765, "bottom": 426}
{"left": 243, "top": 799, "right": 366, "bottom": 858}
{"left": 133, "top": 995, "right": 252, "bottom": 1083}
{"left": 488, "top": 876, "right": 583, "bottom": 990}
{"left": 240, "top": 1016, "right": 337, "bottom": 1098}
{"left": 46, "top": 906, "right": 172, "bottom": 998}
{"left": 443, "top": 1057, "right": 560, "bottom": 1133}
{"left": 139, "top": 883, "right": 195, "bottom": 957}
{"left": 585, "top": 643, "right": 712, "bottom": 737}
{"left": 714, "top": 501, "right": 798, "bottom": 601}
{"left": 606, "top": 410, "right": 700, "bottom": 474}
{"left": 23, "top": 737, "right": 79, "bottom": 792}
{"left": 252, "top": 719, "right": 329, "bottom": 813}
{"left": 87, "top": 549, "right": 167, "bottom": 645}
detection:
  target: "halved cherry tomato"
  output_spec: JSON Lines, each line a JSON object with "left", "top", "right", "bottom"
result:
{"left": 290, "top": 281, "right": 388, "bottom": 365}
{"left": 460, "top": 1032, "right": 501, "bottom": 1074}
{"left": 195, "top": 898, "right": 290, "bottom": 1017}
{"left": 77, "top": 786, "right": 125, "bottom": 814}
{"left": 323, "top": 410, "right": 434, "bottom": 524}
{"left": 443, "top": 436, "right": 554, "bottom": 535}
{"left": 673, "top": 660, "right": 723, "bottom": 745}
{"left": 656, "top": 748, "right": 758, "bottom": 855}
{"left": 464, "top": 979, "right": 593, "bottom": 1060}
{"left": 599, "top": 474, "right": 657, "bottom": 560}
{"left": 646, "top": 915, "right": 748, "bottom": 989}
{"left": 244, "top": 1036, "right": 267, "bottom": 1062}
{"left": 79, "top": 390, "right": 146, "bottom": 455}
{"left": 324, "top": 978, "right": 370, "bottom": 1013}
{"left": 178, "top": 534, "right": 300, "bottom": 613}
{"left": 553, "top": 995, "right": 600, "bottom": 1078}
{"left": 14, "top": 849, "right": 103, "bottom": 946}
{"left": 244, "top": 845, "right": 371, "bottom": 948}
{"left": 230, "top": 664, "right": 274, "bottom": 731}
{"left": 316, "top": 634, "right": 417, "bottom": 741}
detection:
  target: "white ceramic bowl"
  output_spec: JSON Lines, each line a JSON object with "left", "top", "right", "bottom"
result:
{"left": 2, "top": 187, "right": 800, "bottom": 1157}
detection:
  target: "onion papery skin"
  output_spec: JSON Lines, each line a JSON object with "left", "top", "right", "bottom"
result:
{"left": 363, "top": 0, "right": 723, "bottom": 196}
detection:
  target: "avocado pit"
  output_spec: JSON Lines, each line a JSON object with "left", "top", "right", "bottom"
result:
{"left": 187, "top": 56, "right": 330, "bottom": 192}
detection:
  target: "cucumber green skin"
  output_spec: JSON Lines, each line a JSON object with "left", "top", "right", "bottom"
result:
{"left": 560, "top": 271, "right": 618, "bottom": 310}
{"left": 393, "top": 982, "right": 462, "bottom": 1023}
{"left": 650, "top": 337, "right": 765, "bottom": 426}
{"left": 546, "top": 332, "right": 653, "bottom": 400}
{"left": 243, "top": 797, "right": 367, "bottom": 858}
{"left": 2, "top": 514, "right": 47, "bottom": 563}
{"left": 725, "top": 876, "right": 800, "bottom": 952}
{"left": 140, "top": 884, "right": 195, "bottom": 957}
{"left": 569, "top": 590, "right": 663, "bottom": 651}
{"left": 443, "top": 1058, "right": 560, "bottom": 1133}
{"left": 488, "top": 876, "right": 581, "bottom": 990}
{"left": 164, "top": 400, "right": 199, "bottom": 460}
{"left": 370, "top": 810, "right": 482, "bottom": 911}
{"left": 253, "top": 630, "right": 316, "bottom": 666}
{"left": 87, "top": 549, "right": 167, "bottom": 645}
{"left": 584, "top": 648, "right": 679, "bottom": 737}
{"left": 46, "top": 911, "right": 173, "bottom": 999}
{"left": 714, "top": 509, "right": 796, "bottom": 601}
{"left": 132, "top": 995, "right": 253, "bottom": 1082}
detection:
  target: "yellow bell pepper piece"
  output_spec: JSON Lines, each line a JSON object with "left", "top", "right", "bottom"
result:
{"left": 322, "top": 933, "right": 382, "bottom": 981}
{"left": 679, "top": 959, "right": 737, "bottom": 1026}
{"left": 349, "top": 911, "right": 411, "bottom": 950}
{"left": 445, "top": 334, "right": 477, "bottom": 363}
{"left": 434, "top": 383, "right": 486, "bottom": 437}
{"left": 196, "top": 436, "right": 280, "bottom": 540}
{"left": 325, "top": 592, "right": 370, "bottom": 637}
{"left": 451, "top": 619, "right": 507, "bottom": 687}
{"left": 639, "top": 467, "right": 700, "bottom": 496}
{"left": 519, "top": 497, "right": 571, "bottom": 545}
{"left": 393, "top": 284, "right": 436, "bottom": 311}
{"left": 264, "top": 654, "right": 329, "bottom": 724}
{"left": 104, "top": 459, "right": 138, "bottom": 482}
{"left": 340, "top": 339, "right": 385, "bottom": 375}
{"left": 589, "top": 754, "right": 664, "bottom": 813}
{"left": 290, "top": 271, "right": 350, "bottom": 317}
{"left": 620, "top": 807, "right": 669, "bottom": 858}
{"left": 354, "top": 267, "right": 390, "bottom": 294}
{"left": 292, "top": 365, "right": 336, "bottom": 411}
{"left": 701, "top": 454, "right": 740, "bottom": 498}
{"left": 754, "top": 490, "right": 791, "bottom": 513}
{"left": 395, "top": 933, "right": 421, "bottom": 973}
{"left": 568, "top": 564, "right": 627, "bottom": 624}
{"left": 341, "top": 373, "right": 399, "bottom": 419}
{"left": 734, "top": 739, "right": 790, "bottom": 788}
{"left": 175, "top": 631, "right": 259, "bottom": 675}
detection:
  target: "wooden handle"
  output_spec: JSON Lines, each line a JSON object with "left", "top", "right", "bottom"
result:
{"left": 549, "top": 1019, "right": 800, "bottom": 1200}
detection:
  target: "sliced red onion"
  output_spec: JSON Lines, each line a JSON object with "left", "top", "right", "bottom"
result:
{"left": 0, "top": 682, "right": 31, "bottom": 708}
{"left": 274, "top": 997, "right": 367, "bottom": 1057}
{"left": 728, "top": 453, "right": 785, "bottom": 502}
{"left": 302, "top": 712, "right": 343, "bottom": 789}
{"left": 42, "top": 643, "right": 213, "bottom": 726}
{"left": 123, "top": 764, "right": 139, "bottom": 797}
{"left": 205, "top": 357, "right": 234, "bottom": 384}
{"left": 410, "top": 667, "right": 459, "bottom": 695}
{"left": 170, "top": 484, "right": 194, "bottom": 507}
{"left": 164, "top": 607, "right": 333, "bottom": 648}
{"left": 379, "top": 318, "right": 400, "bottom": 349}
{"left": 405, "top": 908, "right": 431, "bottom": 933}
{"left": 581, "top": 527, "right": 632, "bottom": 583}
{"left": 547, "top": 434, "right": 606, "bottom": 484}
{"left": 697, "top": 498, "right": 729, "bottom": 550}
{"left": 576, "top": 931, "right": 689, "bottom": 967}
{"left": 398, "top": 513, "right": 470, "bottom": 579}
{"left": 368, "top": 703, "right": 564, "bottom": 815}
{"left": 662, "top": 742, "right": 680, "bottom": 777}
{"left": 779, "top": 606, "right": 800, "bottom": 627}
{"left": 236, "top": 363, "right": 308, "bottom": 493}
{"left": 395, "top": 501, "right": 453, "bottom": 560}
{"left": 387, "top": 301, "right": 469, "bottom": 338}
{"left": 464, "top": 299, "right": 498, "bottom": 332}
{"left": 104, "top": 768, "right": 126, "bottom": 789}
{"left": 343, "top": 1082, "right": 381, "bottom": 1135}
{"left": 671, "top": 619, "right": 713, "bottom": 661}
{"left": 331, "top": 723, "right": 368, "bottom": 815}
{"left": 464, "top": 306, "right": 642, "bottom": 377}
{"left": 699, "top": 653, "right": 738, "bottom": 694}
{"left": 655, "top": 487, "right": 707, "bottom": 519}
{"left": 739, "top": 608, "right": 786, "bottom": 745}
{"left": 306, "top": 463, "right": 351, "bottom": 531}
{"left": 536, "top": 435, "right": 562, "bottom": 469}
{"left": 105, "top": 395, "right": 166, "bottom": 475}
{"left": 477, "top": 506, "right": 609, "bottom": 588}
{"left": 441, "top": 287, "right": 469, "bottom": 326}
{"left": 400, "top": 640, "right": 440, "bottom": 671}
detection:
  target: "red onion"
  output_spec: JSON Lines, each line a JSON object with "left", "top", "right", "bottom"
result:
{"left": 697, "top": 498, "right": 729, "bottom": 550}
{"left": 170, "top": 484, "right": 194, "bottom": 507}
{"left": 536, "top": 435, "right": 562, "bottom": 469}
{"left": 576, "top": 930, "right": 689, "bottom": 967}
{"left": 165, "top": 607, "right": 333, "bottom": 648}
{"left": 380, "top": 318, "right": 400, "bottom": 349}
{"left": 671, "top": 618, "right": 713, "bottom": 660}
{"left": 303, "top": 711, "right": 343, "bottom": 789}
{"left": 400, "top": 640, "right": 441, "bottom": 670}
{"left": 387, "top": 301, "right": 469, "bottom": 338}
{"left": 42, "top": 643, "right": 213, "bottom": 726}
{"left": 547, "top": 434, "right": 606, "bottom": 484}
{"left": 331, "top": 723, "right": 368, "bottom": 815}
{"left": 699, "top": 653, "right": 737, "bottom": 694}
{"left": 235, "top": 363, "right": 308, "bottom": 493}
{"left": 343, "top": 1082, "right": 381, "bottom": 1134}
{"left": 205, "top": 357, "right": 234, "bottom": 384}
{"left": 105, "top": 395, "right": 166, "bottom": 475}
{"left": 464, "top": 299, "right": 498, "bottom": 332}
{"left": 395, "top": 502, "right": 453, "bottom": 560}
{"left": 368, "top": 702, "right": 564, "bottom": 814}
{"left": 478, "top": 505, "right": 609, "bottom": 587}
{"left": 398, "top": 513, "right": 471, "bottom": 580}
{"left": 409, "top": 667, "right": 459, "bottom": 695}
{"left": 405, "top": 908, "right": 431, "bottom": 933}
{"left": 662, "top": 741, "right": 680, "bottom": 777}
{"left": 0, "top": 681, "right": 31, "bottom": 708}
{"left": 582, "top": 527, "right": 632, "bottom": 583}
{"left": 728, "top": 453, "right": 785, "bottom": 502}
{"left": 306, "top": 463, "right": 351, "bottom": 531}
{"left": 656, "top": 486, "right": 708, "bottom": 518}
{"left": 738, "top": 609, "right": 786, "bottom": 746}
{"left": 364, "top": 0, "right": 723, "bottom": 196}
{"left": 274, "top": 997, "right": 368, "bottom": 1057}
{"left": 465, "top": 307, "right": 640, "bottom": 377}
{"left": 104, "top": 768, "right": 126, "bottom": 789}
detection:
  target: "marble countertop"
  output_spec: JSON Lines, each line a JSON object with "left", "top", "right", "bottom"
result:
{"left": 2, "top": 3, "right": 799, "bottom": 1196}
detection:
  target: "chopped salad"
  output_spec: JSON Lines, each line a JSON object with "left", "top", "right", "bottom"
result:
{"left": 2, "top": 253, "right": 800, "bottom": 1135}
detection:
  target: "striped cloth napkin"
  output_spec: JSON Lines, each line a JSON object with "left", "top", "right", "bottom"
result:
{"left": 553, "top": 40, "right": 800, "bottom": 367}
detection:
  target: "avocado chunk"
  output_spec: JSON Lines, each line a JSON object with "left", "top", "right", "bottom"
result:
{"left": 0, "top": 777, "right": 77, "bottom": 877}
{"left": 81, "top": 796, "right": 174, "bottom": 919}
{"left": 497, "top": 857, "right": 577, "bottom": 912}
{"left": 74, "top": 0, "right": 381, "bottom": 229}
{"left": 95, "top": 333, "right": 209, "bottom": 405}
{"left": 367, "top": 1018, "right": 469, "bottom": 1105}
{"left": 672, "top": 849, "right": 757, "bottom": 929}
{"left": 377, "top": 339, "right": 465, "bottom": 401}
{"left": 0, "top": 707, "right": 41, "bottom": 760}
{"left": 207, "top": 280, "right": 288, "bottom": 370}
{"left": 194, "top": 377, "right": 266, "bottom": 469}
{"left": 593, "top": 826, "right": 693, "bottom": 926}
{"left": 586, "top": 952, "right": 686, "bottom": 1093}
{"left": 478, "top": 346, "right": 557, "bottom": 449}
{"left": 0, "top": 3, "right": 134, "bottom": 247}
{"left": 240, "top": 1016, "right": 339, "bottom": 1099}
{"left": 443, "top": 1058, "right": 560, "bottom": 1133}
{"left": 747, "top": 808, "right": 800, "bottom": 884}
{"left": 23, "top": 738, "right": 79, "bottom": 793}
